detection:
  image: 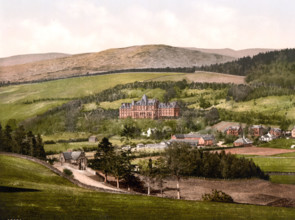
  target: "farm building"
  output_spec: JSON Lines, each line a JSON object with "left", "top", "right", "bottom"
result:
{"left": 88, "top": 136, "right": 98, "bottom": 143}
{"left": 60, "top": 151, "right": 88, "bottom": 170}
{"left": 119, "top": 94, "right": 180, "bottom": 119}
{"left": 170, "top": 133, "right": 215, "bottom": 146}
{"left": 234, "top": 137, "right": 253, "bottom": 147}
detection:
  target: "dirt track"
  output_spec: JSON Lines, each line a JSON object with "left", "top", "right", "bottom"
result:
{"left": 150, "top": 177, "right": 295, "bottom": 208}
{"left": 219, "top": 147, "right": 295, "bottom": 156}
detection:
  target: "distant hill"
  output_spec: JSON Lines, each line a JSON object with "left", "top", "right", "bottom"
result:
{"left": 0, "top": 53, "right": 71, "bottom": 66}
{"left": 186, "top": 48, "right": 276, "bottom": 58}
{"left": 0, "top": 45, "right": 235, "bottom": 83}
{"left": 198, "top": 49, "right": 295, "bottom": 88}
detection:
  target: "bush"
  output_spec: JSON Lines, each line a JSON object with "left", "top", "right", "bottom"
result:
{"left": 202, "top": 189, "right": 234, "bottom": 203}
{"left": 63, "top": 168, "right": 73, "bottom": 177}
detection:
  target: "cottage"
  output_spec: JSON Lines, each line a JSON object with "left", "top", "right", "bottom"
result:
{"left": 260, "top": 132, "right": 276, "bottom": 142}
{"left": 234, "top": 137, "right": 253, "bottom": 147}
{"left": 225, "top": 126, "right": 242, "bottom": 136}
{"left": 198, "top": 135, "right": 215, "bottom": 146}
{"left": 88, "top": 135, "right": 98, "bottom": 143}
{"left": 250, "top": 125, "right": 264, "bottom": 137}
{"left": 270, "top": 128, "right": 282, "bottom": 137}
{"left": 60, "top": 151, "right": 87, "bottom": 170}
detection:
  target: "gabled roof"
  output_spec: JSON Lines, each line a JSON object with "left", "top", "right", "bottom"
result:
{"left": 234, "top": 137, "right": 253, "bottom": 144}
{"left": 62, "top": 151, "right": 84, "bottom": 160}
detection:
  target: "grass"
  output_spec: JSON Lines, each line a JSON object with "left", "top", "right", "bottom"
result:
{"left": 0, "top": 72, "right": 181, "bottom": 124}
{"left": 1, "top": 155, "right": 295, "bottom": 219}
{"left": 274, "top": 152, "right": 295, "bottom": 157}
{"left": 270, "top": 175, "right": 295, "bottom": 185}
{"left": 250, "top": 157, "right": 295, "bottom": 172}
{"left": 259, "top": 138, "right": 295, "bottom": 149}
{"left": 216, "top": 95, "right": 295, "bottom": 120}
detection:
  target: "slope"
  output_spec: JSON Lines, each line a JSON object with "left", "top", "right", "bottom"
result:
{"left": 0, "top": 45, "right": 235, "bottom": 83}
{"left": 0, "top": 53, "right": 70, "bottom": 66}
{"left": 1, "top": 154, "right": 294, "bottom": 219}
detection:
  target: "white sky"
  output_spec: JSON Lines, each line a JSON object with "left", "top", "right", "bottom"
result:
{"left": 0, "top": 0, "right": 294, "bottom": 57}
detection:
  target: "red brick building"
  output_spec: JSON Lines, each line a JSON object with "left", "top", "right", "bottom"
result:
{"left": 119, "top": 94, "right": 180, "bottom": 119}
{"left": 250, "top": 125, "right": 264, "bottom": 137}
{"left": 270, "top": 128, "right": 282, "bottom": 137}
{"left": 224, "top": 126, "right": 242, "bottom": 136}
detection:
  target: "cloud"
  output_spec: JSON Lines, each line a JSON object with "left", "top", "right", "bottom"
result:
{"left": 0, "top": 0, "right": 294, "bottom": 57}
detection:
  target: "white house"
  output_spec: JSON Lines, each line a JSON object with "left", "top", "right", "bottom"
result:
{"left": 260, "top": 132, "right": 276, "bottom": 142}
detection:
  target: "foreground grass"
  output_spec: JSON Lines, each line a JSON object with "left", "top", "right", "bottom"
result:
{"left": 1, "top": 155, "right": 295, "bottom": 219}
{"left": 0, "top": 72, "right": 180, "bottom": 124}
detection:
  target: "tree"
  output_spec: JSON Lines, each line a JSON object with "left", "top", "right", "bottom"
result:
{"left": 153, "top": 157, "right": 169, "bottom": 197}
{"left": 36, "top": 134, "right": 46, "bottom": 159}
{"left": 94, "top": 137, "right": 114, "bottom": 183}
{"left": 165, "top": 143, "right": 195, "bottom": 199}
{"left": 110, "top": 150, "right": 132, "bottom": 189}
{"left": 138, "top": 158, "right": 154, "bottom": 195}
{"left": 3, "top": 125, "right": 13, "bottom": 152}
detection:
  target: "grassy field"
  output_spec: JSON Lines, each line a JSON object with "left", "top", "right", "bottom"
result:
{"left": 0, "top": 72, "right": 180, "bottom": 124}
{"left": 149, "top": 71, "right": 246, "bottom": 84}
{"left": 250, "top": 157, "right": 295, "bottom": 172}
{"left": 1, "top": 155, "right": 295, "bottom": 219}
{"left": 216, "top": 95, "right": 295, "bottom": 120}
{"left": 270, "top": 175, "right": 295, "bottom": 185}
{"left": 259, "top": 138, "right": 295, "bottom": 149}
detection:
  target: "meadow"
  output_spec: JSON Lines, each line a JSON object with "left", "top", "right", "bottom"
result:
{"left": 1, "top": 154, "right": 295, "bottom": 219}
{"left": 0, "top": 72, "right": 181, "bottom": 124}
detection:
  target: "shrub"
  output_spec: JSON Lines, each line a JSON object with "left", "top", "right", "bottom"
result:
{"left": 63, "top": 168, "right": 73, "bottom": 177}
{"left": 202, "top": 189, "right": 234, "bottom": 203}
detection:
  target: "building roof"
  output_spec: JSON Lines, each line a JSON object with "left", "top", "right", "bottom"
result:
{"left": 169, "top": 139, "right": 199, "bottom": 145}
{"left": 271, "top": 127, "right": 282, "bottom": 132}
{"left": 234, "top": 137, "right": 253, "bottom": 144}
{"left": 251, "top": 125, "right": 263, "bottom": 129}
{"left": 225, "top": 126, "right": 241, "bottom": 131}
{"left": 62, "top": 151, "right": 83, "bottom": 160}
{"left": 173, "top": 134, "right": 202, "bottom": 139}
{"left": 201, "top": 134, "right": 215, "bottom": 140}
{"left": 120, "top": 94, "right": 178, "bottom": 109}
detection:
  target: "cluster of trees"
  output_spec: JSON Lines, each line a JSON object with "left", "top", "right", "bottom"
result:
{"left": 0, "top": 123, "right": 46, "bottom": 159}
{"left": 218, "top": 109, "right": 292, "bottom": 128}
{"left": 197, "top": 49, "right": 295, "bottom": 89}
{"left": 88, "top": 138, "right": 137, "bottom": 190}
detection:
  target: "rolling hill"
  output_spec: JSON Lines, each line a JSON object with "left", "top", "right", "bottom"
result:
{"left": 187, "top": 48, "right": 276, "bottom": 58}
{"left": 0, "top": 53, "right": 70, "bottom": 66}
{"left": 0, "top": 45, "right": 235, "bottom": 83}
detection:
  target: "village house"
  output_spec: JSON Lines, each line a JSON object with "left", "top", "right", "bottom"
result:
{"left": 259, "top": 132, "right": 276, "bottom": 142}
{"left": 60, "top": 151, "right": 88, "bottom": 170}
{"left": 270, "top": 128, "right": 282, "bottom": 138}
{"left": 119, "top": 94, "right": 180, "bottom": 119}
{"left": 292, "top": 126, "right": 295, "bottom": 138}
{"left": 234, "top": 137, "right": 253, "bottom": 147}
{"left": 224, "top": 126, "right": 242, "bottom": 136}
{"left": 250, "top": 125, "right": 264, "bottom": 137}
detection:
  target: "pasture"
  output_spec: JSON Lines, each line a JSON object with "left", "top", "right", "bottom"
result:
{"left": 1, "top": 154, "right": 295, "bottom": 219}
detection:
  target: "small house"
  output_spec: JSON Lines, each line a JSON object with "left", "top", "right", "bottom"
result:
{"left": 88, "top": 136, "right": 98, "bottom": 143}
{"left": 234, "top": 137, "right": 253, "bottom": 147}
{"left": 198, "top": 135, "right": 215, "bottom": 146}
{"left": 260, "top": 132, "right": 276, "bottom": 142}
{"left": 60, "top": 151, "right": 88, "bottom": 170}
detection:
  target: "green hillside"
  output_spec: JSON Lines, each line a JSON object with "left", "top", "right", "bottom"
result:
{"left": 1, "top": 154, "right": 294, "bottom": 219}
{"left": 0, "top": 72, "right": 180, "bottom": 124}
{"left": 199, "top": 49, "right": 295, "bottom": 88}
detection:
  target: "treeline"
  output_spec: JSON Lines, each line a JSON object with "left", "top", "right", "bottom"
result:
{"left": 197, "top": 49, "right": 295, "bottom": 89}
{"left": 218, "top": 109, "right": 293, "bottom": 127}
{"left": 0, "top": 123, "right": 46, "bottom": 159}
{"left": 0, "top": 67, "right": 195, "bottom": 87}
